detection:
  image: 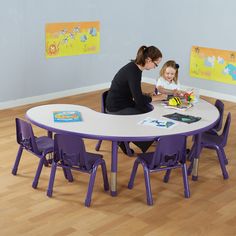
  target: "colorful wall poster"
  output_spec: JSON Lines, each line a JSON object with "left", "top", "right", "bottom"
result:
{"left": 190, "top": 46, "right": 236, "bottom": 85}
{"left": 45, "top": 21, "right": 100, "bottom": 58}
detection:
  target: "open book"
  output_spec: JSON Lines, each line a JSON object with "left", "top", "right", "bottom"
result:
{"left": 138, "top": 117, "right": 175, "bottom": 128}
{"left": 53, "top": 111, "right": 82, "bottom": 122}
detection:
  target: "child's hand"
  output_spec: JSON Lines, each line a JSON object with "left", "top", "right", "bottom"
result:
{"left": 174, "top": 90, "right": 185, "bottom": 97}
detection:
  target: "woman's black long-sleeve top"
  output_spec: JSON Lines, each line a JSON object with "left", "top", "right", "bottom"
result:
{"left": 106, "top": 62, "right": 152, "bottom": 113}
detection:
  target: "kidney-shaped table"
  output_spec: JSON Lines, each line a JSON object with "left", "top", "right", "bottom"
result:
{"left": 26, "top": 99, "right": 219, "bottom": 196}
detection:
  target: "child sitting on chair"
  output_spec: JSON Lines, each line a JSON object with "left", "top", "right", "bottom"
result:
{"left": 156, "top": 60, "right": 185, "bottom": 97}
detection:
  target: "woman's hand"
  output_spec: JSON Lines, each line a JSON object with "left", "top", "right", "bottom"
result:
{"left": 152, "top": 93, "right": 168, "bottom": 101}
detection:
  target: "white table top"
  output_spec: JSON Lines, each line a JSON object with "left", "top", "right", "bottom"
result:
{"left": 26, "top": 99, "right": 219, "bottom": 141}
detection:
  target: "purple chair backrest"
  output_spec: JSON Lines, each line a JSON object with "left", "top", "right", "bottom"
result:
{"left": 214, "top": 99, "right": 224, "bottom": 132}
{"left": 16, "top": 118, "right": 40, "bottom": 155}
{"left": 221, "top": 112, "right": 231, "bottom": 147}
{"left": 151, "top": 135, "right": 186, "bottom": 169}
{"left": 54, "top": 134, "right": 90, "bottom": 170}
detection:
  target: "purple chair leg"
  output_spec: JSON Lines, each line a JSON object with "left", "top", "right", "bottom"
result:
{"left": 143, "top": 165, "right": 153, "bottom": 205}
{"left": 216, "top": 147, "right": 229, "bottom": 179}
{"left": 128, "top": 160, "right": 139, "bottom": 189}
{"left": 95, "top": 140, "right": 102, "bottom": 151}
{"left": 47, "top": 131, "right": 53, "bottom": 138}
{"left": 182, "top": 164, "right": 190, "bottom": 198}
{"left": 221, "top": 148, "right": 228, "bottom": 165}
{"left": 85, "top": 166, "right": 98, "bottom": 207}
{"left": 62, "top": 168, "right": 74, "bottom": 182}
{"left": 101, "top": 161, "right": 109, "bottom": 191}
{"left": 163, "top": 169, "right": 171, "bottom": 183}
{"left": 47, "top": 162, "right": 57, "bottom": 197}
{"left": 12, "top": 146, "right": 23, "bottom": 175}
{"left": 32, "top": 157, "right": 45, "bottom": 189}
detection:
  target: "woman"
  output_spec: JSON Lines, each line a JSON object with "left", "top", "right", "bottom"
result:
{"left": 106, "top": 45, "right": 167, "bottom": 154}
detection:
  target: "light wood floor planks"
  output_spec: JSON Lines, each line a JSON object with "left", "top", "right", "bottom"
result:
{"left": 0, "top": 84, "right": 236, "bottom": 236}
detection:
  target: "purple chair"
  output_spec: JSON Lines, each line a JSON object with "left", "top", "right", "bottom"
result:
{"left": 188, "top": 112, "right": 231, "bottom": 180}
{"left": 95, "top": 90, "right": 133, "bottom": 156}
{"left": 47, "top": 133, "right": 109, "bottom": 207}
{"left": 12, "top": 118, "right": 54, "bottom": 188}
{"left": 206, "top": 99, "right": 224, "bottom": 135}
{"left": 128, "top": 135, "right": 190, "bottom": 205}
{"left": 188, "top": 99, "right": 225, "bottom": 162}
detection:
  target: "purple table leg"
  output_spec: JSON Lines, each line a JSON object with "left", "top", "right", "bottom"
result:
{"left": 111, "top": 141, "right": 118, "bottom": 196}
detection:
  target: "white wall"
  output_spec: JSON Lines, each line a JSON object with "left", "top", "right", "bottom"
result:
{"left": 1, "top": 0, "right": 236, "bottom": 108}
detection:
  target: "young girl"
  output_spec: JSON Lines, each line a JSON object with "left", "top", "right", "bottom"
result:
{"left": 156, "top": 60, "right": 184, "bottom": 97}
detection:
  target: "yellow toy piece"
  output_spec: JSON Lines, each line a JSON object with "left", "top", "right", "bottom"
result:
{"left": 189, "top": 94, "right": 195, "bottom": 102}
{"left": 168, "top": 97, "right": 182, "bottom": 106}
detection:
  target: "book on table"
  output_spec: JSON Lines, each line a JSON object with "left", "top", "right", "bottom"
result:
{"left": 163, "top": 112, "right": 201, "bottom": 124}
{"left": 138, "top": 117, "right": 175, "bottom": 128}
{"left": 53, "top": 111, "right": 82, "bottom": 122}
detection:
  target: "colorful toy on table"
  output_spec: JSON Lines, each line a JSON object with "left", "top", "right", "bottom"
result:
{"left": 168, "top": 97, "right": 182, "bottom": 106}
{"left": 184, "top": 92, "right": 194, "bottom": 103}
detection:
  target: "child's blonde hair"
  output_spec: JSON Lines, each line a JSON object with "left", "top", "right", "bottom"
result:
{"left": 159, "top": 60, "right": 179, "bottom": 84}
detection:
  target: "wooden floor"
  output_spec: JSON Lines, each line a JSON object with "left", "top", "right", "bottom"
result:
{"left": 1, "top": 84, "right": 236, "bottom": 236}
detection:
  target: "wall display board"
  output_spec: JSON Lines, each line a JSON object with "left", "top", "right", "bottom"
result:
{"left": 190, "top": 45, "right": 236, "bottom": 85}
{"left": 45, "top": 21, "right": 100, "bottom": 58}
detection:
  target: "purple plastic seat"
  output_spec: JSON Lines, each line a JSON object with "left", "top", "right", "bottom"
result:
{"left": 12, "top": 118, "right": 54, "bottom": 188}
{"left": 188, "top": 99, "right": 225, "bottom": 163}
{"left": 206, "top": 99, "right": 224, "bottom": 135}
{"left": 128, "top": 135, "right": 190, "bottom": 205}
{"left": 95, "top": 90, "right": 133, "bottom": 156}
{"left": 47, "top": 133, "right": 109, "bottom": 207}
{"left": 188, "top": 112, "right": 231, "bottom": 180}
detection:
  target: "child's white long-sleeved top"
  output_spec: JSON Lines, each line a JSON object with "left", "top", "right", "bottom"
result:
{"left": 156, "top": 76, "right": 180, "bottom": 93}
